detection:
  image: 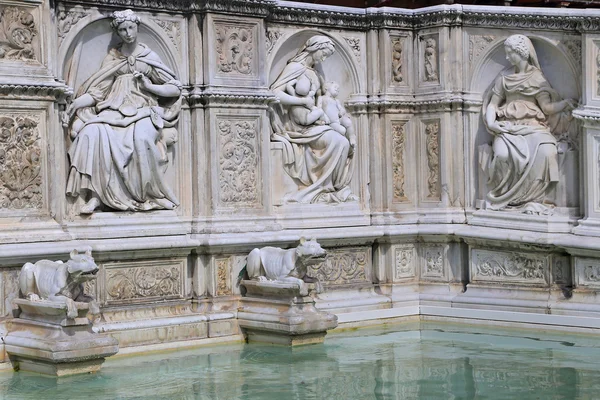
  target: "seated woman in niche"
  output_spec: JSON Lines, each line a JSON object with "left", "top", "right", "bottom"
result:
{"left": 482, "top": 34, "right": 576, "bottom": 214}
{"left": 64, "top": 9, "right": 182, "bottom": 214}
{"left": 269, "top": 35, "right": 357, "bottom": 204}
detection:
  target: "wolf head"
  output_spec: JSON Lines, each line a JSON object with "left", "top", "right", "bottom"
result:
{"left": 67, "top": 249, "right": 99, "bottom": 282}
{"left": 296, "top": 237, "right": 327, "bottom": 266}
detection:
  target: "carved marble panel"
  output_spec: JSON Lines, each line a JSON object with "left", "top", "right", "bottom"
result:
{"left": 394, "top": 244, "right": 416, "bottom": 280}
{"left": 552, "top": 255, "right": 571, "bottom": 286}
{"left": 309, "top": 247, "right": 371, "bottom": 285}
{"left": 216, "top": 117, "right": 261, "bottom": 207}
{"left": 421, "top": 245, "right": 445, "bottom": 279}
{"left": 391, "top": 37, "right": 404, "bottom": 84}
{"left": 215, "top": 257, "right": 231, "bottom": 296}
{"left": 421, "top": 34, "right": 439, "bottom": 83}
{"left": 1, "top": 269, "right": 19, "bottom": 317}
{"left": 0, "top": 113, "right": 43, "bottom": 211}
{"left": 575, "top": 258, "right": 600, "bottom": 288}
{"left": 0, "top": 5, "right": 38, "bottom": 62}
{"left": 101, "top": 259, "right": 186, "bottom": 305}
{"left": 214, "top": 21, "right": 257, "bottom": 77}
{"left": 392, "top": 121, "right": 407, "bottom": 203}
{"left": 424, "top": 120, "right": 441, "bottom": 200}
{"left": 471, "top": 249, "right": 548, "bottom": 285}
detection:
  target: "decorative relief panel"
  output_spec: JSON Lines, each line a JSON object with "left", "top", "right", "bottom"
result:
{"left": 391, "top": 37, "right": 403, "bottom": 84}
{"left": 152, "top": 18, "right": 181, "bottom": 52}
{"left": 215, "top": 22, "right": 255, "bottom": 76}
{"left": 560, "top": 39, "right": 581, "bottom": 68}
{"left": 422, "top": 35, "right": 438, "bottom": 83}
{"left": 102, "top": 259, "right": 186, "bottom": 305}
{"left": 265, "top": 29, "right": 282, "bottom": 55}
{"left": 421, "top": 245, "right": 444, "bottom": 278}
{"left": 424, "top": 120, "right": 440, "bottom": 200}
{"left": 392, "top": 122, "right": 407, "bottom": 203}
{"left": 57, "top": 9, "right": 87, "bottom": 47}
{"left": 215, "top": 257, "right": 231, "bottom": 296}
{"left": 343, "top": 36, "right": 361, "bottom": 61}
{"left": 552, "top": 255, "right": 571, "bottom": 285}
{"left": 0, "top": 114, "right": 43, "bottom": 211}
{"left": 217, "top": 118, "right": 260, "bottom": 207}
{"left": 468, "top": 34, "right": 495, "bottom": 65}
{"left": 0, "top": 6, "right": 37, "bottom": 61}
{"left": 575, "top": 258, "right": 600, "bottom": 288}
{"left": 394, "top": 244, "right": 416, "bottom": 280}
{"left": 471, "top": 249, "right": 547, "bottom": 285}
{"left": 309, "top": 247, "right": 371, "bottom": 285}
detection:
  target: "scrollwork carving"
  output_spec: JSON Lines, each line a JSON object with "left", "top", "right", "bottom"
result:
{"left": 391, "top": 38, "right": 403, "bottom": 83}
{"left": 152, "top": 18, "right": 181, "bottom": 51}
{"left": 394, "top": 246, "right": 414, "bottom": 279}
{"left": 423, "top": 246, "right": 443, "bottom": 277}
{"left": 308, "top": 247, "right": 370, "bottom": 285}
{"left": 343, "top": 36, "right": 360, "bottom": 60}
{"left": 0, "top": 6, "right": 37, "bottom": 61}
{"left": 425, "top": 121, "right": 440, "bottom": 199}
{"left": 392, "top": 122, "right": 407, "bottom": 202}
{"left": 265, "top": 29, "right": 282, "bottom": 55}
{"left": 218, "top": 119, "right": 260, "bottom": 206}
{"left": 560, "top": 39, "right": 581, "bottom": 68}
{"left": 216, "top": 258, "right": 231, "bottom": 296}
{"left": 472, "top": 249, "right": 547, "bottom": 284}
{"left": 469, "top": 34, "right": 495, "bottom": 64}
{"left": 0, "top": 114, "right": 42, "bottom": 210}
{"left": 424, "top": 37, "right": 438, "bottom": 82}
{"left": 57, "top": 10, "right": 87, "bottom": 46}
{"left": 215, "top": 23, "right": 254, "bottom": 75}
{"left": 106, "top": 264, "right": 182, "bottom": 302}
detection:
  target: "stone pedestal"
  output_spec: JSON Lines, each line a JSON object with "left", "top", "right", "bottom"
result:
{"left": 5, "top": 300, "right": 119, "bottom": 376}
{"left": 237, "top": 280, "right": 337, "bottom": 346}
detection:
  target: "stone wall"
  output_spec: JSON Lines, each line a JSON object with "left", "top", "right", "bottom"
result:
{"left": 2, "top": 0, "right": 600, "bottom": 358}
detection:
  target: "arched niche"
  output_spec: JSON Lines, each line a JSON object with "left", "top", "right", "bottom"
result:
{"left": 60, "top": 15, "right": 181, "bottom": 93}
{"left": 268, "top": 29, "right": 362, "bottom": 100}
{"left": 470, "top": 35, "right": 581, "bottom": 209}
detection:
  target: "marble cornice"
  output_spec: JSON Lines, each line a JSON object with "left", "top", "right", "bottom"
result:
{"left": 0, "top": 82, "right": 72, "bottom": 100}
{"left": 347, "top": 94, "right": 480, "bottom": 114}
{"left": 573, "top": 108, "right": 600, "bottom": 127}
{"left": 60, "top": 0, "right": 275, "bottom": 15}
{"left": 187, "top": 88, "right": 276, "bottom": 108}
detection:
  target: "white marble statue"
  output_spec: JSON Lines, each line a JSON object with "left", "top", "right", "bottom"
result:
{"left": 19, "top": 249, "right": 99, "bottom": 319}
{"left": 63, "top": 9, "right": 182, "bottom": 214}
{"left": 481, "top": 34, "right": 576, "bottom": 214}
{"left": 269, "top": 35, "right": 357, "bottom": 204}
{"left": 244, "top": 238, "right": 327, "bottom": 296}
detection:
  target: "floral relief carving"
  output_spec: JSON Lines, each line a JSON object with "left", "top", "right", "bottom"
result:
{"left": 105, "top": 262, "right": 183, "bottom": 303}
{"left": 0, "top": 6, "right": 37, "bottom": 61}
{"left": 584, "top": 264, "right": 600, "bottom": 282}
{"left": 57, "top": 10, "right": 87, "bottom": 46}
{"left": 343, "top": 36, "right": 361, "bottom": 60}
{"left": 423, "top": 36, "right": 438, "bottom": 82}
{"left": 266, "top": 29, "right": 282, "bottom": 55}
{"left": 215, "top": 23, "right": 254, "bottom": 75}
{"left": 560, "top": 39, "right": 581, "bottom": 67}
{"left": 425, "top": 121, "right": 440, "bottom": 199}
{"left": 216, "top": 258, "right": 231, "bottom": 296}
{"left": 152, "top": 18, "right": 181, "bottom": 51}
{"left": 472, "top": 250, "right": 546, "bottom": 284}
{"left": 0, "top": 114, "right": 42, "bottom": 210}
{"left": 391, "top": 38, "right": 403, "bottom": 83}
{"left": 468, "top": 34, "right": 495, "bottom": 63}
{"left": 392, "top": 122, "right": 407, "bottom": 202}
{"left": 395, "top": 246, "right": 415, "bottom": 279}
{"left": 218, "top": 119, "right": 260, "bottom": 206}
{"left": 308, "top": 247, "right": 370, "bottom": 285}
{"left": 423, "top": 246, "right": 444, "bottom": 277}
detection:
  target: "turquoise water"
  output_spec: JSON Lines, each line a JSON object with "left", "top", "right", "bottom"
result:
{"left": 2, "top": 323, "right": 600, "bottom": 399}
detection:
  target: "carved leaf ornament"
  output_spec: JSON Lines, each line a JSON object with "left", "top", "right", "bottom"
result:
{"left": 0, "top": 7, "right": 37, "bottom": 61}
{"left": 216, "top": 25, "right": 253, "bottom": 75}
{"left": 107, "top": 266, "right": 181, "bottom": 301}
{"left": 477, "top": 255, "right": 544, "bottom": 280}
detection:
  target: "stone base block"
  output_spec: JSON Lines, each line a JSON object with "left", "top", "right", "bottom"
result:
{"left": 238, "top": 280, "right": 338, "bottom": 346}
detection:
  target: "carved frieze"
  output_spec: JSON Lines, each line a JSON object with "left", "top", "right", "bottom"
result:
{"left": 391, "top": 37, "right": 403, "bottom": 84}
{"left": 217, "top": 118, "right": 260, "bottom": 206}
{"left": 104, "top": 259, "right": 185, "bottom": 305}
{"left": 215, "top": 22, "right": 255, "bottom": 76}
{"left": 0, "top": 114, "right": 42, "bottom": 210}
{"left": 265, "top": 29, "right": 282, "bottom": 55}
{"left": 468, "top": 34, "right": 495, "bottom": 64}
{"left": 394, "top": 245, "right": 416, "bottom": 280}
{"left": 215, "top": 257, "right": 231, "bottom": 296}
{"left": 471, "top": 249, "right": 547, "bottom": 285}
{"left": 392, "top": 122, "right": 407, "bottom": 203}
{"left": 422, "top": 246, "right": 444, "bottom": 278}
{"left": 309, "top": 247, "right": 371, "bottom": 285}
{"left": 423, "top": 36, "right": 438, "bottom": 83}
{"left": 424, "top": 121, "right": 440, "bottom": 200}
{"left": 57, "top": 9, "right": 87, "bottom": 47}
{"left": 0, "top": 6, "right": 37, "bottom": 61}
{"left": 152, "top": 18, "right": 181, "bottom": 52}
{"left": 575, "top": 258, "right": 600, "bottom": 288}
{"left": 343, "top": 36, "right": 360, "bottom": 61}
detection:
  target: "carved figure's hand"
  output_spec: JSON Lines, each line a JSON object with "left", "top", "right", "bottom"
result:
{"left": 488, "top": 121, "right": 509, "bottom": 135}
{"left": 563, "top": 99, "right": 577, "bottom": 112}
{"left": 134, "top": 71, "right": 152, "bottom": 90}
{"left": 27, "top": 293, "right": 41, "bottom": 302}
{"left": 66, "top": 99, "right": 82, "bottom": 120}
{"left": 303, "top": 96, "right": 315, "bottom": 108}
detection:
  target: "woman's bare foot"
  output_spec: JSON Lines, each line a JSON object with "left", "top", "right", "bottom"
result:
{"left": 80, "top": 197, "right": 101, "bottom": 214}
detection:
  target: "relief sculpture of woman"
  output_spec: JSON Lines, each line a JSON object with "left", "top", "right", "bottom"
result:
{"left": 64, "top": 9, "right": 181, "bottom": 214}
{"left": 482, "top": 34, "right": 576, "bottom": 214}
{"left": 269, "top": 35, "right": 357, "bottom": 204}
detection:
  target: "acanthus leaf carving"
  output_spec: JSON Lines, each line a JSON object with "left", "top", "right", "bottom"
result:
{"left": 152, "top": 18, "right": 181, "bottom": 52}
{"left": 423, "top": 246, "right": 444, "bottom": 278}
{"left": 391, "top": 38, "right": 403, "bottom": 83}
{"left": 215, "top": 23, "right": 254, "bottom": 75}
{"left": 342, "top": 36, "right": 360, "bottom": 61}
{"left": 469, "top": 34, "right": 495, "bottom": 64}
{"left": 560, "top": 39, "right": 581, "bottom": 68}
{"left": 218, "top": 119, "right": 260, "bottom": 206}
{"left": 265, "top": 29, "right": 282, "bottom": 55}
{"left": 394, "top": 245, "right": 415, "bottom": 279}
{"left": 425, "top": 121, "right": 440, "bottom": 200}
{"left": 57, "top": 10, "right": 87, "bottom": 46}
{"left": 472, "top": 249, "right": 547, "bottom": 284}
{"left": 392, "top": 122, "right": 407, "bottom": 202}
{"left": 0, "top": 6, "right": 37, "bottom": 61}
{"left": 0, "top": 114, "right": 42, "bottom": 210}
{"left": 216, "top": 258, "right": 231, "bottom": 296}
{"left": 105, "top": 262, "right": 183, "bottom": 303}
{"left": 308, "top": 247, "right": 370, "bottom": 285}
